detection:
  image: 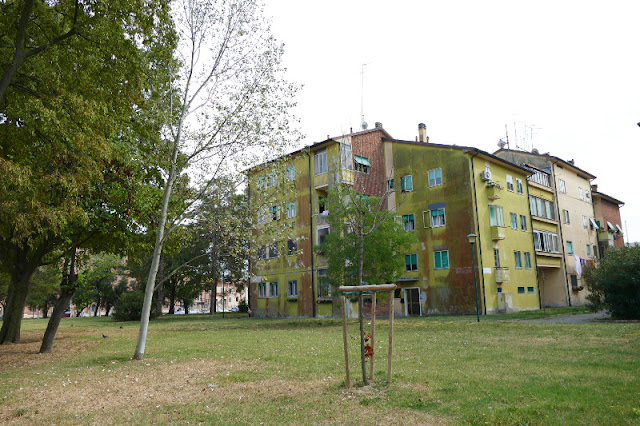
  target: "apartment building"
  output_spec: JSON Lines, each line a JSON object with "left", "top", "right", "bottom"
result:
{"left": 494, "top": 149, "right": 598, "bottom": 306}
{"left": 591, "top": 185, "right": 625, "bottom": 256}
{"left": 248, "top": 125, "right": 540, "bottom": 317}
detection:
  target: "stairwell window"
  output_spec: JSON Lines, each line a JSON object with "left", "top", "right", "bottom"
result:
{"left": 506, "top": 174, "right": 514, "bottom": 191}
{"left": 514, "top": 251, "right": 522, "bottom": 269}
{"left": 405, "top": 254, "right": 418, "bottom": 271}
{"left": 563, "top": 209, "right": 570, "bottom": 224}
{"left": 287, "top": 202, "right": 296, "bottom": 219}
{"left": 582, "top": 215, "right": 588, "bottom": 229}
{"left": 317, "top": 269, "right": 330, "bottom": 297}
{"left": 314, "top": 149, "right": 327, "bottom": 175}
{"left": 516, "top": 178, "right": 523, "bottom": 194}
{"left": 428, "top": 168, "right": 443, "bottom": 187}
{"left": 401, "top": 175, "right": 413, "bottom": 192}
{"left": 524, "top": 252, "right": 532, "bottom": 269}
{"left": 489, "top": 205, "right": 505, "bottom": 227}
{"left": 520, "top": 215, "right": 527, "bottom": 231}
{"left": 579, "top": 187, "right": 584, "bottom": 200}
{"left": 434, "top": 250, "right": 449, "bottom": 269}
{"left": 494, "top": 248, "right": 501, "bottom": 267}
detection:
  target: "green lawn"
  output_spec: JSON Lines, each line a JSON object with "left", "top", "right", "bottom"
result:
{"left": 1, "top": 309, "right": 638, "bottom": 425}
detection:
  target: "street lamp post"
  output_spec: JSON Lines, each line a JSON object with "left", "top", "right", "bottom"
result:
{"left": 467, "top": 233, "right": 480, "bottom": 322}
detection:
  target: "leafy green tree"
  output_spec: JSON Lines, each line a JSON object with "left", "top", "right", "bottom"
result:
{"left": 134, "top": 0, "right": 300, "bottom": 360}
{"left": 0, "top": 0, "right": 175, "bottom": 344}
{"left": 26, "top": 264, "right": 62, "bottom": 318}
{"left": 583, "top": 246, "right": 640, "bottom": 319}
{"left": 319, "top": 184, "right": 415, "bottom": 385}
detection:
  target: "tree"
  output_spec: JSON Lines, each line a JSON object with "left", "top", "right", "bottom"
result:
{"left": 583, "top": 246, "right": 640, "bottom": 319}
{"left": 26, "top": 264, "right": 61, "bottom": 318}
{"left": 0, "top": 0, "right": 175, "bottom": 344}
{"left": 319, "top": 182, "right": 415, "bottom": 385}
{"left": 134, "top": 0, "right": 299, "bottom": 360}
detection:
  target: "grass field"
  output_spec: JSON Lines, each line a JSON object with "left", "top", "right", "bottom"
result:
{"left": 0, "top": 308, "right": 638, "bottom": 425}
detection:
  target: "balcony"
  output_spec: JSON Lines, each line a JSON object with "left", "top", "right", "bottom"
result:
{"left": 597, "top": 231, "right": 614, "bottom": 245}
{"left": 495, "top": 267, "right": 510, "bottom": 283}
{"left": 486, "top": 184, "right": 501, "bottom": 201}
{"left": 490, "top": 226, "right": 506, "bottom": 240}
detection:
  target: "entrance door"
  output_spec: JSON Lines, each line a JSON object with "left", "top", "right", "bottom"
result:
{"left": 405, "top": 288, "right": 421, "bottom": 316}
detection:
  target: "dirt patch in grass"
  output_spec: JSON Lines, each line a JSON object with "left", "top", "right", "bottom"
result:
{"left": 0, "top": 357, "right": 449, "bottom": 425}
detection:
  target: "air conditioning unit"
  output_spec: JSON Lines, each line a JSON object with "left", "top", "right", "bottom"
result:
{"left": 481, "top": 170, "right": 492, "bottom": 181}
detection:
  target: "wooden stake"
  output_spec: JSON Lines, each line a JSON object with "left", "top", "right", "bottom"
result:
{"left": 369, "top": 292, "right": 376, "bottom": 381}
{"left": 341, "top": 295, "right": 351, "bottom": 389}
{"left": 387, "top": 290, "right": 394, "bottom": 383}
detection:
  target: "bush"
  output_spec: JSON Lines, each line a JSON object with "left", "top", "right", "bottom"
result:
{"left": 113, "top": 291, "right": 160, "bottom": 321}
{"left": 583, "top": 246, "right": 640, "bottom": 319}
{"left": 237, "top": 300, "right": 249, "bottom": 313}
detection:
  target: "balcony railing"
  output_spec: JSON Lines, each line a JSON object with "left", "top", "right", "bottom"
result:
{"left": 495, "top": 267, "right": 510, "bottom": 283}
{"left": 528, "top": 170, "right": 550, "bottom": 187}
{"left": 490, "top": 226, "right": 506, "bottom": 240}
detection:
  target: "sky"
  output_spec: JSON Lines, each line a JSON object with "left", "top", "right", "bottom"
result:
{"left": 264, "top": 0, "right": 640, "bottom": 243}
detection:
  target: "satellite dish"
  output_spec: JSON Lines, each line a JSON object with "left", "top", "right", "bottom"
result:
{"left": 361, "top": 121, "right": 368, "bottom": 130}
{"left": 498, "top": 139, "right": 507, "bottom": 148}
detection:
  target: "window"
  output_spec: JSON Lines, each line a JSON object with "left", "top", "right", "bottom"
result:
{"left": 286, "top": 165, "right": 296, "bottom": 181}
{"left": 506, "top": 174, "right": 514, "bottom": 191}
{"left": 529, "top": 195, "right": 556, "bottom": 220}
{"left": 524, "top": 252, "right": 532, "bottom": 269}
{"left": 527, "top": 287, "right": 535, "bottom": 293}
{"left": 585, "top": 190, "right": 591, "bottom": 202}
{"left": 494, "top": 248, "right": 501, "bottom": 267}
{"left": 317, "top": 269, "right": 330, "bottom": 297}
{"left": 402, "top": 214, "right": 415, "bottom": 231}
{"left": 593, "top": 245, "right": 598, "bottom": 259}
{"left": 272, "top": 205, "right": 280, "bottom": 221}
{"left": 258, "top": 283, "right": 267, "bottom": 298}
{"left": 586, "top": 244, "right": 591, "bottom": 257}
{"left": 287, "top": 239, "right": 297, "bottom": 256}
{"left": 434, "top": 250, "right": 449, "bottom": 269}
{"left": 288, "top": 280, "right": 298, "bottom": 297}
{"left": 579, "top": 187, "right": 584, "bottom": 200}
{"left": 268, "top": 242, "right": 279, "bottom": 258}
{"left": 430, "top": 208, "right": 446, "bottom": 227}
{"left": 257, "top": 175, "right": 265, "bottom": 190}
{"left": 269, "top": 282, "right": 279, "bottom": 298}
{"left": 318, "top": 196, "right": 326, "bottom": 214}
{"left": 533, "top": 230, "right": 560, "bottom": 253}
{"left": 317, "top": 227, "right": 330, "bottom": 246}
{"left": 567, "top": 241, "right": 573, "bottom": 255}
{"left": 387, "top": 179, "right": 394, "bottom": 189}
{"left": 267, "top": 171, "right": 277, "bottom": 188}
{"left": 582, "top": 216, "right": 588, "bottom": 229}
{"left": 340, "top": 143, "right": 353, "bottom": 171}
{"left": 428, "top": 168, "right": 443, "bottom": 187}
{"left": 510, "top": 213, "right": 518, "bottom": 229}
{"left": 405, "top": 254, "right": 418, "bottom": 271}
{"left": 287, "top": 202, "right": 296, "bottom": 219}
{"left": 563, "top": 209, "right": 570, "bottom": 224}
{"left": 570, "top": 274, "right": 578, "bottom": 289}
{"left": 354, "top": 155, "right": 370, "bottom": 174}
{"left": 558, "top": 179, "right": 566, "bottom": 193}
{"left": 401, "top": 175, "right": 413, "bottom": 192}
{"left": 514, "top": 251, "right": 522, "bottom": 269}
{"left": 489, "top": 205, "right": 505, "bottom": 227}
{"left": 314, "top": 149, "right": 327, "bottom": 175}
{"left": 516, "top": 178, "right": 523, "bottom": 194}
{"left": 258, "top": 245, "right": 267, "bottom": 260}
{"left": 520, "top": 215, "right": 527, "bottom": 231}
{"left": 518, "top": 287, "right": 525, "bottom": 294}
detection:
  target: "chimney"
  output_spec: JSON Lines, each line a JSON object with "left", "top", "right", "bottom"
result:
{"left": 375, "top": 122, "right": 383, "bottom": 129}
{"left": 591, "top": 184, "right": 598, "bottom": 193}
{"left": 418, "top": 123, "right": 427, "bottom": 143}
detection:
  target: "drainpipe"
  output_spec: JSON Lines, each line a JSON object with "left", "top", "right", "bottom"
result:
{"left": 524, "top": 176, "right": 543, "bottom": 310}
{"left": 469, "top": 150, "right": 487, "bottom": 315}
{"left": 550, "top": 159, "right": 572, "bottom": 306}
{"left": 308, "top": 149, "right": 316, "bottom": 318}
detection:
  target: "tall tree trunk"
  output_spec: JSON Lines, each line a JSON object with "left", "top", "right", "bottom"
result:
{"left": 105, "top": 303, "right": 112, "bottom": 317}
{"left": 133, "top": 155, "right": 178, "bottom": 360}
{"left": 0, "top": 261, "right": 37, "bottom": 344}
{"left": 94, "top": 298, "right": 101, "bottom": 317}
{"left": 156, "top": 255, "right": 164, "bottom": 315}
{"left": 358, "top": 230, "right": 368, "bottom": 385}
{"left": 184, "top": 302, "right": 189, "bottom": 315}
{"left": 168, "top": 284, "right": 176, "bottom": 314}
{"left": 40, "top": 248, "right": 78, "bottom": 353}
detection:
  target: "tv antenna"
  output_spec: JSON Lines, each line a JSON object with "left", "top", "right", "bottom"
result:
{"left": 361, "top": 62, "right": 372, "bottom": 130}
